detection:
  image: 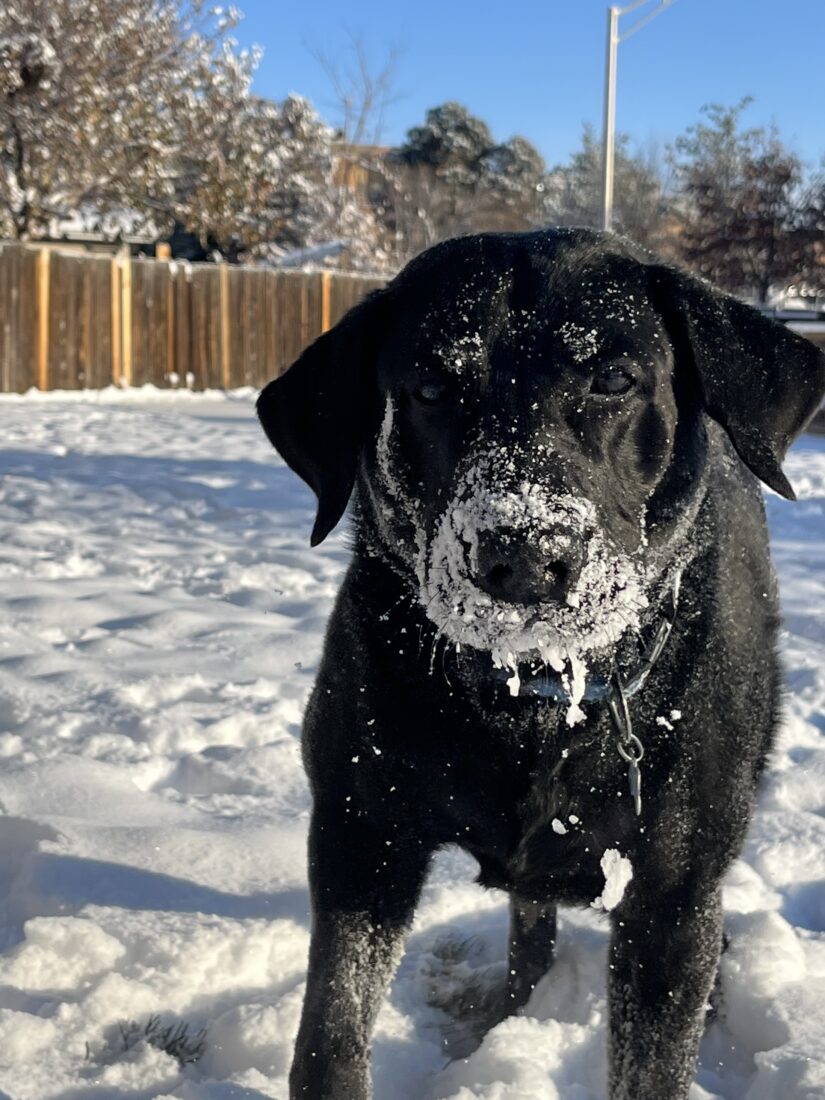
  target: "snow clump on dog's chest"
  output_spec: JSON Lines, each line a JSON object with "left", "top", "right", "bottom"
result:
{"left": 417, "top": 446, "right": 648, "bottom": 724}
{"left": 591, "top": 848, "right": 634, "bottom": 911}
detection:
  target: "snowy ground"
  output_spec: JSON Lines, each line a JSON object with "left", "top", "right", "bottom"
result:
{"left": 0, "top": 387, "right": 824, "bottom": 1100}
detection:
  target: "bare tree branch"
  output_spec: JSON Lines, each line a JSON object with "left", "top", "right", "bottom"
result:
{"left": 307, "top": 29, "right": 404, "bottom": 146}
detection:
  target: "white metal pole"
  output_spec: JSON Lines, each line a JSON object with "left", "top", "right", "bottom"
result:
{"left": 600, "top": 0, "right": 675, "bottom": 233}
{"left": 601, "top": 7, "right": 619, "bottom": 232}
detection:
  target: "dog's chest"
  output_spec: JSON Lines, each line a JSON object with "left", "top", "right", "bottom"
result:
{"left": 461, "top": 714, "right": 637, "bottom": 904}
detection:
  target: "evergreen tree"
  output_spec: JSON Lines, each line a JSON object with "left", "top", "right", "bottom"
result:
{"left": 387, "top": 101, "right": 547, "bottom": 259}
{"left": 545, "top": 124, "right": 668, "bottom": 251}
{"left": 670, "top": 100, "right": 820, "bottom": 302}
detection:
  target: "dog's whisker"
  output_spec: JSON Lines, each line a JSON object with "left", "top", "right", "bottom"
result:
{"left": 429, "top": 623, "right": 447, "bottom": 677}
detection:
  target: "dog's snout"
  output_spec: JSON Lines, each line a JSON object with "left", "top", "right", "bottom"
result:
{"left": 475, "top": 526, "right": 585, "bottom": 605}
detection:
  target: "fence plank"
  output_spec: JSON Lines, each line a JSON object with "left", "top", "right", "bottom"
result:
{"left": 121, "top": 253, "right": 132, "bottom": 386}
{"left": 220, "top": 264, "right": 230, "bottom": 388}
{"left": 111, "top": 258, "right": 121, "bottom": 385}
{"left": 0, "top": 245, "right": 16, "bottom": 392}
{"left": 268, "top": 271, "right": 280, "bottom": 380}
{"left": 0, "top": 245, "right": 12, "bottom": 392}
{"left": 130, "top": 259, "right": 173, "bottom": 387}
{"left": 18, "top": 248, "right": 38, "bottom": 392}
{"left": 48, "top": 251, "right": 75, "bottom": 389}
{"left": 37, "top": 249, "right": 50, "bottom": 390}
{"left": 88, "top": 256, "right": 112, "bottom": 389}
{"left": 167, "top": 263, "right": 175, "bottom": 384}
{"left": 321, "top": 271, "right": 331, "bottom": 333}
{"left": 189, "top": 265, "right": 223, "bottom": 389}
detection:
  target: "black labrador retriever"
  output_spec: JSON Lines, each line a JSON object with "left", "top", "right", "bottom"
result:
{"left": 257, "top": 229, "right": 825, "bottom": 1100}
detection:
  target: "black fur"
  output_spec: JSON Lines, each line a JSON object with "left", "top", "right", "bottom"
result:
{"left": 257, "top": 229, "right": 825, "bottom": 1100}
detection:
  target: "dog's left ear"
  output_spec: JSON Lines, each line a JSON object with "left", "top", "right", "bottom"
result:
{"left": 257, "top": 288, "right": 388, "bottom": 546}
{"left": 651, "top": 266, "right": 825, "bottom": 499}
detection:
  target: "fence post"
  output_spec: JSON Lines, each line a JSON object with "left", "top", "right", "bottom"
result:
{"left": 300, "top": 276, "right": 309, "bottom": 347}
{"left": 167, "top": 259, "right": 175, "bottom": 385}
{"left": 120, "top": 248, "right": 132, "bottom": 386}
{"left": 321, "top": 270, "right": 331, "bottom": 333}
{"left": 0, "top": 245, "right": 7, "bottom": 394}
{"left": 36, "top": 248, "right": 50, "bottom": 390}
{"left": 220, "top": 263, "right": 230, "bottom": 388}
{"left": 111, "top": 256, "right": 121, "bottom": 385}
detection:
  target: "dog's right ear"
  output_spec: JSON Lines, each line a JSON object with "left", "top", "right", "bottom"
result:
{"left": 257, "top": 288, "right": 388, "bottom": 546}
{"left": 650, "top": 265, "right": 825, "bottom": 500}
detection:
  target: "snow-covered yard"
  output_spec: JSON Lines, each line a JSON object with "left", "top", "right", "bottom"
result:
{"left": 0, "top": 388, "right": 824, "bottom": 1100}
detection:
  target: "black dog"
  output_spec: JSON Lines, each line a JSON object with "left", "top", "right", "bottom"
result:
{"left": 257, "top": 229, "right": 825, "bottom": 1100}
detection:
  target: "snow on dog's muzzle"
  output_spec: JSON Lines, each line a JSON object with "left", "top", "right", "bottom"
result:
{"left": 416, "top": 451, "right": 648, "bottom": 724}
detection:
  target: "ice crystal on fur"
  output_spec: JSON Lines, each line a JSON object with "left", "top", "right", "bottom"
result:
{"left": 557, "top": 320, "right": 601, "bottom": 363}
{"left": 437, "top": 331, "right": 485, "bottom": 373}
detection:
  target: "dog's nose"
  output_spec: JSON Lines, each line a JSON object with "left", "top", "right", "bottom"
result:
{"left": 475, "top": 526, "right": 584, "bottom": 605}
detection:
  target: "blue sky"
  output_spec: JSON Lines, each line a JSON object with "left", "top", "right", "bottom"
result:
{"left": 233, "top": 0, "right": 825, "bottom": 171}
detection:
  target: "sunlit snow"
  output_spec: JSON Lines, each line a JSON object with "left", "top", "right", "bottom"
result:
{"left": 0, "top": 387, "right": 824, "bottom": 1098}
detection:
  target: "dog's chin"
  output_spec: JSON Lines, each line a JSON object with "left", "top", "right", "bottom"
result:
{"left": 420, "top": 583, "right": 647, "bottom": 664}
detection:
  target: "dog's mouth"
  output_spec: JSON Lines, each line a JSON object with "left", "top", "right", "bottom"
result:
{"left": 416, "top": 472, "right": 649, "bottom": 725}
{"left": 423, "top": 577, "right": 642, "bottom": 726}
{"left": 420, "top": 538, "right": 647, "bottom": 654}
{"left": 466, "top": 599, "right": 628, "bottom": 725}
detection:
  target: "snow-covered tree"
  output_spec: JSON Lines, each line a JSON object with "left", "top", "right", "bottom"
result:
{"left": 0, "top": 0, "right": 249, "bottom": 240}
{"left": 475, "top": 135, "right": 548, "bottom": 230}
{"left": 176, "top": 88, "right": 336, "bottom": 256}
{"left": 0, "top": 1, "right": 391, "bottom": 268}
{"left": 190, "top": 93, "right": 392, "bottom": 269}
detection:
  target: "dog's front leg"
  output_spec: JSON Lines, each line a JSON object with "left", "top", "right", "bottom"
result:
{"left": 607, "top": 881, "right": 722, "bottom": 1100}
{"left": 290, "top": 812, "right": 431, "bottom": 1100}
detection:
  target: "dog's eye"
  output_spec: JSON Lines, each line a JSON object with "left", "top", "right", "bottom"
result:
{"left": 413, "top": 379, "right": 447, "bottom": 406}
{"left": 591, "top": 366, "right": 635, "bottom": 396}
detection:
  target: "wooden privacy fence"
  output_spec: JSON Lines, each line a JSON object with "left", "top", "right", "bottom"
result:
{"left": 0, "top": 242, "right": 386, "bottom": 393}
